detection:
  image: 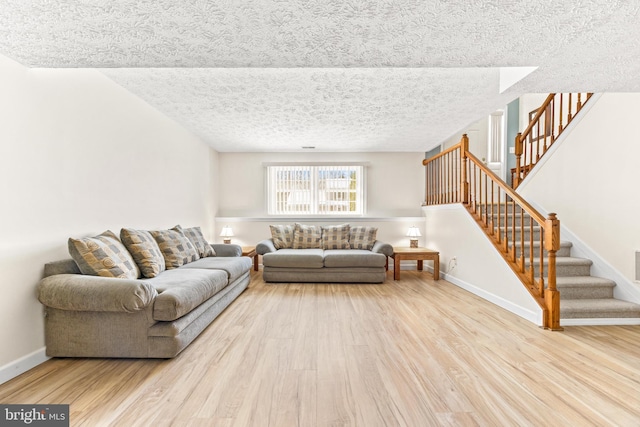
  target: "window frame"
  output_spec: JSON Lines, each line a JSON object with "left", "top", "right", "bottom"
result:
{"left": 265, "top": 163, "right": 366, "bottom": 216}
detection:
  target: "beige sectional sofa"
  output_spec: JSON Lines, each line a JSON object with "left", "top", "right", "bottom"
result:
{"left": 37, "top": 226, "right": 251, "bottom": 358}
{"left": 257, "top": 223, "right": 393, "bottom": 283}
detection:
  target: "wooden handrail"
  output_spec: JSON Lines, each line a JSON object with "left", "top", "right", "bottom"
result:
{"left": 466, "top": 151, "right": 545, "bottom": 225}
{"left": 425, "top": 134, "right": 562, "bottom": 330}
{"left": 422, "top": 142, "right": 465, "bottom": 166}
{"left": 513, "top": 92, "right": 593, "bottom": 187}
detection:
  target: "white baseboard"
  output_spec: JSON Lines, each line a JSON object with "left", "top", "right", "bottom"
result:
{"left": 0, "top": 348, "right": 49, "bottom": 386}
{"left": 442, "top": 272, "right": 543, "bottom": 326}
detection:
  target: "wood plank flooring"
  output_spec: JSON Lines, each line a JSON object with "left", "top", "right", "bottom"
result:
{"left": 1, "top": 271, "right": 639, "bottom": 426}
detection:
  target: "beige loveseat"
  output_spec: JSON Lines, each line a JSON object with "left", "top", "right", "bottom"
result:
{"left": 257, "top": 223, "right": 393, "bottom": 283}
{"left": 37, "top": 226, "right": 251, "bottom": 358}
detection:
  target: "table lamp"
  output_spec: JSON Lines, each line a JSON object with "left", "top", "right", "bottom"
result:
{"left": 220, "top": 226, "right": 234, "bottom": 244}
{"left": 406, "top": 226, "right": 421, "bottom": 248}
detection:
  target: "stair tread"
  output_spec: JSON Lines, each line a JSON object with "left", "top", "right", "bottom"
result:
{"left": 555, "top": 276, "right": 616, "bottom": 287}
{"left": 522, "top": 241, "right": 572, "bottom": 247}
{"left": 534, "top": 256, "right": 593, "bottom": 266}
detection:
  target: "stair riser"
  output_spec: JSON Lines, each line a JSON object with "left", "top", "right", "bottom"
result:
{"left": 515, "top": 245, "right": 572, "bottom": 258}
{"left": 476, "top": 204, "right": 526, "bottom": 214}
{"left": 504, "top": 229, "right": 541, "bottom": 241}
{"left": 489, "top": 215, "right": 534, "bottom": 227}
{"left": 557, "top": 286, "right": 614, "bottom": 299}
{"left": 548, "top": 264, "right": 592, "bottom": 277}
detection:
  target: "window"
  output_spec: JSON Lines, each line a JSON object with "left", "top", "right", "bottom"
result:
{"left": 266, "top": 164, "right": 365, "bottom": 215}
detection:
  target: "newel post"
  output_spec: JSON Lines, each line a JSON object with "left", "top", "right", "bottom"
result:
{"left": 461, "top": 134, "right": 469, "bottom": 205}
{"left": 514, "top": 133, "right": 523, "bottom": 187}
{"left": 544, "top": 213, "right": 563, "bottom": 331}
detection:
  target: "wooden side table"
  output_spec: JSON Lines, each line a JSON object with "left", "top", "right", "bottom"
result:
{"left": 390, "top": 247, "right": 439, "bottom": 281}
{"left": 241, "top": 246, "right": 259, "bottom": 271}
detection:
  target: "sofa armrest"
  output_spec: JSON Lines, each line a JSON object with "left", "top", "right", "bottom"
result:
{"left": 38, "top": 274, "right": 157, "bottom": 313}
{"left": 371, "top": 241, "right": 394, "bottom": 257}
{"left": 256, "top": 239, "right": 277, "bottom": 255}
{"left": 211, "top": 243, "right": 242, "bottom": 257}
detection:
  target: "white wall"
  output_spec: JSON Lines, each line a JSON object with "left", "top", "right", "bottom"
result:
{"left": 423, "top": 204, "right": 543, "bottom": 324}
{"left": 215, "top": 152, "right": 426, "bottom": 248}
{"left": 518, "top": 93, "right": 640, "bottom": 302}
{"left": 441, "top": 116, "right": 489, "bottom": 161}
{"left": 0, "top": 55, "right": 217, "bottom": 382}
{"left": 518, "top": 93, "right": 640, "bottom": 297}
{"left": 519, "top": 93, "right": 548, "bottom": 130}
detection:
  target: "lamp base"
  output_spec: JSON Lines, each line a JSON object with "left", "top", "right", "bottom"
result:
{"left": 410, "top": 239, "right": 418, "bottom": 248}
{"left": 223, "top": 239, "right": 231, "bottom": 244}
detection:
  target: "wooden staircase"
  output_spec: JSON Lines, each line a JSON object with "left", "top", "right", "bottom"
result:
{"left": 423, "top": 128, "right": 640, "bottom": 328}
{"left": 493, "top": 208, "right": 640, "bottom": 322}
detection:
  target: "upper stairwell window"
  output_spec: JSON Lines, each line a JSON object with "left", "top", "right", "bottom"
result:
{"left": 266, "top": 164, "right": 365, "bottom": 216}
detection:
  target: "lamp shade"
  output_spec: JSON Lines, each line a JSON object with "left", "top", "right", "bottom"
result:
{"left": 406, "top": 226, "right": 422, "bottom": 237}
{"left": 220, "top": 226, "right": 234, "bottom": 243}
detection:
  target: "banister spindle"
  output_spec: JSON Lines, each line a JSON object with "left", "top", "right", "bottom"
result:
{"left": 568, "top": 93, "right": 573, "bottom": 122}
{"left": 461, "top": 134, "right": 469, "bottom": 205}
{"left": 559, "top": 93, "right": 564, "bottom": 132}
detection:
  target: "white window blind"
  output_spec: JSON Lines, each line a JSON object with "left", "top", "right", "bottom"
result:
{"left": 267, "top": 164, "right": 364, "bottom": 215}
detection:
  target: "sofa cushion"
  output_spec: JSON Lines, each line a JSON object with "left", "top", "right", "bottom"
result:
{"left": 292, "top": 223, "right": 322, "bottom": 249}
{"left": 322, "top": 223, "right": 351, "bottom": 249}
{"left": 349, "top": 226, "right": 378, "bottom": 250}
{"left": 323, "top": 249, "right": 388, "bottom": 268}
{"left": 120, "top": 228, "right": 166, "bottom": 278}
{"left": 179, "top": 256, "right": 252, "bottom": 283}
{"left": 146, "top": 268, "right": 229, "bottom": 321}
{"left": 179, "top": 226, "right": 216, "bottom": 258}
{"left": 150, "top": 227, "right": 199, "bottom": 269}
{"left": 270, "top": 224, "right": 295, "bottom": 249}
{"left": 68, "top": 230, "right": 140, "bottom": 279}
{"left": 263, "top": 249, "right": 324, "bottom": 268}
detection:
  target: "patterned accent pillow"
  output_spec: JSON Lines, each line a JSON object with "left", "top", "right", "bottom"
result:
{"left": 178, "top": 225, "right": 216, "bottom": 258}
{"left": 349, "top": 226, "right": 378, "bottom": 250}
{"left": 150, "top": 226, "right": 200, "bottom": 269}
{"left": 269, "top": 224, "right": 295, "bottom": 249}
{"left": 322, "top": 224, "right": 351, "bottom": 249}
{"left": 292, "top": 223, "right": 322, "bottom": 249}
{"left": 68, "top": 230, "right": 140, "bottom": 279}
{"left": 120, "top": 228, "right": 166, "bottom": 278}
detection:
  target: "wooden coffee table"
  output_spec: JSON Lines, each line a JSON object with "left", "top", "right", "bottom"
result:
{"left": 391, "top": 247, "right": 439, "bottom": 280}
{"left": 242, "top": 246, "right": 259, "bottom": 271}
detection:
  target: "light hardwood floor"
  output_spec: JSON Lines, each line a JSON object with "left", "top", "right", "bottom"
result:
{"left": 1, "top": 271, "right": 639, "bottom": 426}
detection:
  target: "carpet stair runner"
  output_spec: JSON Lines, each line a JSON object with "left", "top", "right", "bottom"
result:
{"left": 492, "top": 211, "right": 640, "bottom": 323}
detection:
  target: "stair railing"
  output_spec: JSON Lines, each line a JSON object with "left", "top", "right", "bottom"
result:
{"left": 424, "top": 134, "right": 562, "bottom": 330}
{"left": 513, "top": 92, "right": 593, "bottom": 187}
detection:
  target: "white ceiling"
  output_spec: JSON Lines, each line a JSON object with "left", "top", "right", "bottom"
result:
{"left": 2, "top": 0, "right": 640, "bottom": 152}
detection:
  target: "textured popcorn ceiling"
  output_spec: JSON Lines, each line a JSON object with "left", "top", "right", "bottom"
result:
{"left": 2, "top": 0, "right": 640, "bottom": 151}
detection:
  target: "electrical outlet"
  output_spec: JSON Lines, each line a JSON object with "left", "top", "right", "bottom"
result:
{"left": 448, "top": 256, "right": 457, "bottom": 272}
